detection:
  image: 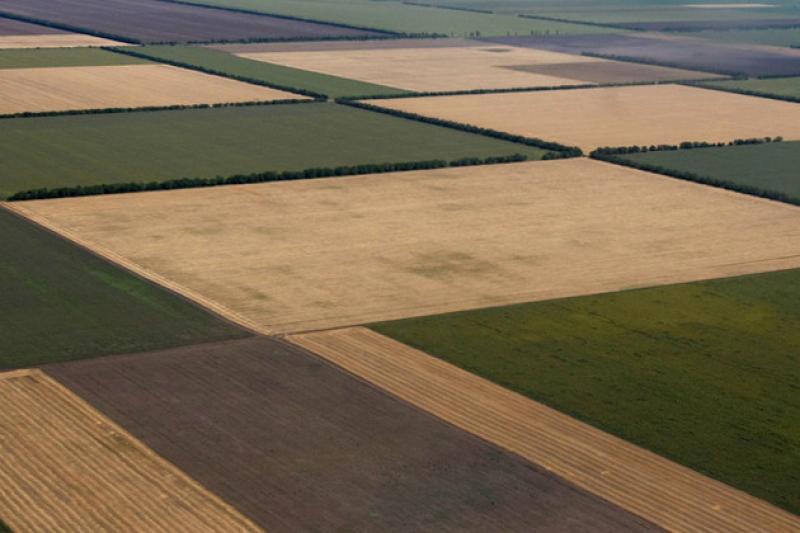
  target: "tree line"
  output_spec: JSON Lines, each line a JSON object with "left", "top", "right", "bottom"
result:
{"left": 592, "top": 136, "right": 783, "bottom": 156}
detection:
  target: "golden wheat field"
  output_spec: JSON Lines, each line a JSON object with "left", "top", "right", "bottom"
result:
{"left": 0, "top": 64, "right": 302, "bottom": 114}
{"left": 0, "top": 34, "right": 122, "bottom": 49}
{"left": 0, "top": 369, "right": 261, "bottom": 532}
{"left": 370, "top": 84, "right": 800, "bottom": 151}
{"left": 12, "top": 158, "right": 800, "bottom": 335}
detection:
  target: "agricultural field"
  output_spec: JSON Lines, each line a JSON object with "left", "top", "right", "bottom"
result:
{"left": 128, "top": 45, "right": 410, "bottom": 98}
{"left": 44, "top": 336, "right": 656, "bottom": 532}
{"left": 699, "top": 74, "right": 800, "bottom": 99}
{"left": 0, "top": 16, "right": 121, "bottom": 48}
{"left": 371, "top": 84, "right": 800, "bottom": 152}
{"left": 0, "top": 207, "right": 246, "bottom": 370}
{"left": 684, "top": 27, "right": 800, "bottom": 47}
{"left": 233, "top": 39, "right": 720, "bottom": 92}
{"left": 0, "top": 102, "right": 544, "bottom": 198}
{"left": 486, "top": 33, "right": 800, "bottom": 76}
{"left": 0, "top": 47, "right": 149, "bottom": 69}
{"left": 0, "top": 0, "right": 381, "bottom": 44}
{"left": 0, "top": 369, "right": 259, "bottom": 532}
{"left": 14, "top": 158, "right": 800, "bottom": 334}
{"left": 614, "top": 140, "right": 800, "bottom": 203}
{"left": 368, "top": 268, "right": 800, "bottom": 515}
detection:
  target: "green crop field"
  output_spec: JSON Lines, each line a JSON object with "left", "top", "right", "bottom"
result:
{"left": 700, "top": 76, "right": 800, "bottom": 99}
{"left": 371, "top": 268, "right": 800, "bottom": 514}
{"left": 177, "top": 0, "right": 613, "bottom": 36}
{"left": 526, "top": 5, "right": 800, "bottom": 24}
{"left": 686, "top": 28, "right": 800, "bottom": 47}
{"left": 122, "top": 45, "right": 409, "bottom": 98}
{"left": 0, "top": 102, "right": 546, "bottom": 198}
{"left": 617, "top": 141, "right": 800, "bottom": 204}
{"left": 0, "top": 48, "right": 149, "bottom": 70}
{"left": 0, "top": 207, "right": 247, "bottom": 370}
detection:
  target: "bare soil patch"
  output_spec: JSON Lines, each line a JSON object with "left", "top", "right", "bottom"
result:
{"left": 372, "top": 84, "right": 800, "bottom": 152}
{"left": 44, "top": 336, "right": 658, "bottom": 532}
{"left": 14, "top": 158, "right": 800, "bottom": 334}
{"left": 0, "top": 64, "right": 300, "bottom": 114}
{"left": 0, "top": 369, "right": 260, "bottom": 532}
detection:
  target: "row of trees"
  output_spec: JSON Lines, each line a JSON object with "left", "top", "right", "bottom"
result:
{"left": 592, "top": 136, "right": 783, "bottom": 156}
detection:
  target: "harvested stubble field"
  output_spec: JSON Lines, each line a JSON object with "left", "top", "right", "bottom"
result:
{"left": 0, "top": 0, "right": 380, "bottom": 44}
{"left": 0, "top": 17, "right": 121, "bottom": 48}
{"left": 0, "top": 64, "right": 300, "bottom": 115}
{"left": 290, "top": 327, "right": 800, "bottom": 533}
{"left": 14, "top": 158, "right": 800, "bottom": 335}
{"left": 236, "top": 40, "right": 718, "bottom": 92}
{"left": 44, "top": 336, "right": 657, "bottom": 532}
{"left": 0, "top": 102, "right": 544, "bottom": 198}
{"left": 0, "top": 207, "right": 246, "bottom": 370}
{"left": 370, "top": 268, "right": 800, "bottom": 516}
{"left": 371, "top": 84, "right": 800, "bottom": 152}
{"left": 0, "top": 369, "right": 260, "bottom": 532}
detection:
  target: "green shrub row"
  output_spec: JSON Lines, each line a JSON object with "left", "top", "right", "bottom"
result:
{"left": 8, "top": 154, "right": 528, "bottom": 201}
{"left": 336, "top": 99, "right": 582, "bottom": 157}
{"left": 0, "top": 98, "right": 314, "bottom": 121}
{"left": 0, "top": 11, "right": 138, "bottom": 44}
{"left": 517, "top": 14, "right": 624, "bottom": 31}
{"left": 689, "top": 81, "right": 800, "bottom": 104}
{"left": 592, "top": 136, "right": 782, "bottom": 156}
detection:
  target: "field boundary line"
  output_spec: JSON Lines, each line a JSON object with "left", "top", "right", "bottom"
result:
{"left": 287, "top": 327, "right": 800, "bottom": 532}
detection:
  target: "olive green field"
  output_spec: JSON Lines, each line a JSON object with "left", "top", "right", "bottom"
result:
{"left": 372, "top": 268, "right": 800, "bottom": 515}
{"left": 699, "top": 76, "right": 800, "bottom": 101}
{"left": 0, "top": 47, "right": 149, "bottom": 69}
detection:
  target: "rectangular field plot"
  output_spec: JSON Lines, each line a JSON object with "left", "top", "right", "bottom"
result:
{"left": 0, "top": 103, "right": 544, "bottom": 198}
{"left": 0, "top": 369, "right": 259, "bottom": 532}
{"left": 0, "top": 64, "right": 301, "bottom": 115}
{"left": 370, "top": 268, "right": 800, "bottom": 516}
{"left": 0, "top": 0, "right": 380, "bottom": 44}
{"left": 0, "top": 47, "right": 148, "bottom": 69}
{"left": 0, "top": 17, "right": 121, "bottom": 48}
{"left": 371, "top": 85, "right": 800, "bottom": 152}
{"left": 15, "top": 158, "right": 800, "bottom": 335}
{"left": 44, "top": 337, "right": 657, "bottom": 532}
{"left": 699, "top": 75, "right": 800, "bottom": 100}
{"left": 235, "top": 40, "right": 718, "bottom": 92}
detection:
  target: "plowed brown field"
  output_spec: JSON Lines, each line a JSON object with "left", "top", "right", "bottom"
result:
{"left": 370, "top": 84, "right": 800, "bottom": 151}
{"left": 0, "top": 369, "right": 260, "bottom": 532}
{"left": 288, "top": 327, "right": 800, "bottom": 533}
{"left": 0, "top": 64, "right": 301, "bottom": 114}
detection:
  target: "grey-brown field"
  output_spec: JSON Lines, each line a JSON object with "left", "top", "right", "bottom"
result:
{"left": 44, "top": 336, "right": 659, "bottom": 533}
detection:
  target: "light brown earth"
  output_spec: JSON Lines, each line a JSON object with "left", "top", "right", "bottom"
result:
{"left": 0, "top": 34, "right": 122, "bottom": 49}
{"left": 11, "top": 158, "right": 800, "bottom": 334}
{"left": 0, "top": 64, "right": 302, "bottom": 114}
{"left": 238, "top": 45, "right": 718, "bottom": 92}
{"left": 370, "top": 84, "right": 800, "bottom": 151}
{"left": 288, "top": 327, "right": 800, "bottom": 533}
{"left": 0, "top": 369, "right": 261, "bottom": 532}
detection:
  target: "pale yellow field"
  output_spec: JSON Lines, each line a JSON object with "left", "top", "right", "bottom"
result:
{"left": 370, "top": 84, "right": 800, "bottom": 152}
{"left": 0, "top": 34, "right": 123, "bottom": 49}
{"left": 0, "top": 369, "right": 261, "bottom": 532}
{"left": 0, "top": 64, "right": 302, "bottom": 114}
{"left": 12, "top": 158, "right": 800, "bottom": 334}
{"left": 288, "top": 327, "right": 800, "bottom": 533}
{"left": 238, "top": 45, "right": 716, "bottom": 92}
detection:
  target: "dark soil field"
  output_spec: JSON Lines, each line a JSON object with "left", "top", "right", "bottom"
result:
{"left": 0, "top": 0, "right": 382, "bottom": 44}
{"left": 372, "top": 268, "right": 800, "bottom": 515}
{"left": 0, "top": 16, "right": 64, "bottom": 35}
{"left": 0, "top": 207, "right": 247, "bottom": 370}
{"left": 485, "top": 34, "right": 800, "bottom": 77}
{"left": 46, "top": 336, "right": 659, "bottom": 532}
{"left": 504, "top": 60, "right": 716, "bottom": 83}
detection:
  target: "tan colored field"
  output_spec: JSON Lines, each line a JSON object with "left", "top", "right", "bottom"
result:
{"left": 0, "top": 64, "right": 301, "bottom": 114}
{"left": 0, "top": 369, "right": 261, "bottom": 532}
{"left": 12, "top": 158, "right": 800, "bottom": 335}
{"left": 0, "top": 34, "right": 122, "bottom": 49}
{"left": 370, "top": 84, "right": 800, "bottom": 151}
{"left": 238, "top": 44, "right": 716, "bottom": 92}
{"left": 288, "top": 327, "right": 800, "bottom": 533}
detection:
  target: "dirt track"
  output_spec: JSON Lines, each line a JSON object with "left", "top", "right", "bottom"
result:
{"left": 288, "top": 327, "right": 800, "bottom": 533}
{"left": 0, "top": 369, "right": 260, "bottom": 532}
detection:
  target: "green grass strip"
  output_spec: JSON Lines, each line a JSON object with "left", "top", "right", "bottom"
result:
{"left": 0, "top": 47, "right": 149, "bottom": 70}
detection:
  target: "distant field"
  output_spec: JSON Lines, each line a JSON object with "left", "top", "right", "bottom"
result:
{"left": 0, "top": 102, "right": 544, "bottom": 197}
{"left": 0, "top": 64, "right": 298, "bottom": 115}
{"left": 0, "top": 17, "right": 121, "bottom": 48}
{"left": 0, "top": 207, "right": 246, "bottom": 370}
{"left": 0, "top": 0, "right": 380, "bottom": 44}
{"left": 371, "top": 84, "right": 800, "bottom": 152}
{"left": 617, "top": 140, "right": 800, "bottom": 203}
{"left": 0, "top": 47, "right": 147, "bottom": 69}
{"left": 527, "top": 4, "right": 800, "bottom": 25}
{"left": 699, "top": 75, "right": 800, "bottom": 99}
{"left": 128, "top": 45, "right": 409, "bottom": 98}
{"left": 174, "top": 0, "right": 614, "bottom": 37}
{"left": 684, "top": 27, "right": 800, "bottom": 47}
{"left": 371, "top": 268, "right": 800, "bottom": 515}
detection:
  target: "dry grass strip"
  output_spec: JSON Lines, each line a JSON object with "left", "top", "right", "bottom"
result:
{"left": 0, "top": 369, "right": 261, "bottom": 533}
{"left": 0, "top": 64, "right": 300, "bottom": 114}
{"left": 288, "top": 327, "right": 800, "bottom": 533}
{"left": 0, "top": 34, "right": 122, "bottom": 49}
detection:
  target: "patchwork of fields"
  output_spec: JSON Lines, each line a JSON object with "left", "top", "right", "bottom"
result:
{"left": 2, "top": 1, "right": 800, "bottom": 531}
